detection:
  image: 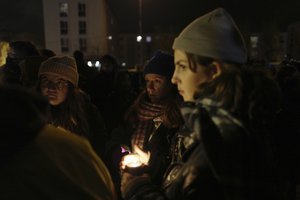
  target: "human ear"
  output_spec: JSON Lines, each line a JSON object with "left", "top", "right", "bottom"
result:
{"left": 210, "top": 62, "right": 222, "bottom": 80}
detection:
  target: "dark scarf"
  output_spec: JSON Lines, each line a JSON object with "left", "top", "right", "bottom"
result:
{"left": 131, "top": 96, "right": 163, "bottom": 150}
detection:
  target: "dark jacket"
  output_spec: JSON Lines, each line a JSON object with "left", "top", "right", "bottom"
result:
{"left": 86, "top": 100, "right": 108, "bottom": 160}
{"left": 144, "top": 124, "right": 178, "bottom": 185}
{"left": 122, "top": 98, "right": 250, "bottom": 200}
{"left": 0, "top": 85, "right": 116, "bottom": 199}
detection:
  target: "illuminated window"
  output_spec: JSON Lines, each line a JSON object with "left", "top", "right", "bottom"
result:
{"left": 79, "top": 21, "right": 86, "bottom": 34}
{"left": 250, "top": 36, "right": 259, "bottom": 48}
{"left": 61, "top": 38, "right": 69, "bottom": 52}
{"left": 78, "top": 3, "right": 86, "bottom": 17}
{"left": 59, "top": 3, "right": 68, "bottom": 17}
{"left": 60, "top": 21, "right": 68, "bottom": 35}
{"left": 79, "top": 38, "right": 87, "bottom": 51}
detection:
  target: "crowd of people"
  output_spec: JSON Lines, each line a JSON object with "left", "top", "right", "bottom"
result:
{"left": 0, "top": 7, "right": 299, "bottom": 200}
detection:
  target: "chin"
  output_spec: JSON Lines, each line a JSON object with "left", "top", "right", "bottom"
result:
{"left": 149, "top": 98, "right": 160, "bottom": 104}
{"left": 49, "top": 100, "right": 60, "bottom": 106}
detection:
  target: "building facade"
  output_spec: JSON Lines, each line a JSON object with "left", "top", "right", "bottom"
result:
{"left": 43, "top": 0, "right": 114, "bottom": 57}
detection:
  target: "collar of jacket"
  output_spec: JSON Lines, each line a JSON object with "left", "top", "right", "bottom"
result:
{"left": 180, "top": 97, "right": 246, "bottom": 145}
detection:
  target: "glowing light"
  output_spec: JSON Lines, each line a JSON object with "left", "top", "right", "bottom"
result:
{"left": 123, "top": 154, "right": 142, "bottom": 168}
{"left": 95, "top": 61, "right": 100, "bottom": 67}
{"left": 87, "top": 61, "right": 92, "bottom": 67}
{"left": 146, "top": 36, "right": 152, "bottom": 43}
{"left": 108, "top": 35, "right": 112, "bottom": 40}
{"left": 121, "top": 62, "right": 126, "bottom": 67}
{"left": 136, "top": 35, "right": 142, "bottom": 42}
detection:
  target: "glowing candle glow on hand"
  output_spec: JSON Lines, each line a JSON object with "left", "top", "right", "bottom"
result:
{"left": 122, "top": 154, "right": 143, "bottom": 168}
{"left": 121, "top": 146, "right": 150, "bottom": 175}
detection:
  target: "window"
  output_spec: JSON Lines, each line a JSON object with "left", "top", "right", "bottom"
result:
{"left": 250, "top": 36, "right": 259, "bottom": 48}
{"left": 60, "top": 21, "right": 68, "bottom": 35}
{"left": 78, "top": 3, "right": 86, "bottom": 17}
{"left": 79, "top": 21, "right": 86, "bottom": 34}
{"left": 61, "top": 38, "right": 69, "bottom": 52}
{"left": 59, "top": 2, "right": 68, "bottom": 17}
{"left": 79, "top": 38, "right": 87, "bottom": 51}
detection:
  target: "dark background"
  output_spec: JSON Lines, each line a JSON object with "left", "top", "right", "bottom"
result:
{"left": 0, "top": 0, "right": 300, "bottom": 34}
{"left": 107, "top": 0, "right": 300, "bottom": 33}
{"left": 0, "top": 0, "right": 300, "bottom": 48}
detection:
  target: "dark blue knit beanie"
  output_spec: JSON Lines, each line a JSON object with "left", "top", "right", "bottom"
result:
{"left": 143, "top": 51, "right": 175, "bottom": 79}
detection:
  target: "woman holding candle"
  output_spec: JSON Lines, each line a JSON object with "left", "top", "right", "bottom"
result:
{"left": 120, "top": 8, "right": 278, "bottom": 200}
{"left": 108, "top": 51, "right": 184, "bottom": 199}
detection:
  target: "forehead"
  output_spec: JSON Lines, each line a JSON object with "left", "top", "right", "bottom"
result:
{"left": 174, "top": 49, "right": 188, "bottom": 63}
{"left": 144, "top": 73, "right": 166, "bottom": 80}
{"left": 41, "top": 73, "right": 66, "bottom": 81}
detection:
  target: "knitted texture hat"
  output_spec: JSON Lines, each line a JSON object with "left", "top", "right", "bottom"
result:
{"left": 38, "top": 56, "right": 79, "bottom": 86}
{"left": 143, "top": 51, "right": 175, "bottom": 80}
{"left": 173, "top": 8, "right": 247, "bottom": 64}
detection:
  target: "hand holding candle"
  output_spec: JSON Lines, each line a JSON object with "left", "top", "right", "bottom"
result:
{"left": 121, "top": 145, "right": 150, "bottom": 175}
{"left": 122, "top": 154, "right": 143, "bottom": 168}
{"left": 132, "top": 145, "right": 150, "bottom": 165}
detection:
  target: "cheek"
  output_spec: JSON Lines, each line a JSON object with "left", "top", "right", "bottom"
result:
{"left": 50, "top": 90, "right": 68, "bottom": 105}
{"left": 58, "top": 90, "right": 68, "bottom": 102}
{"left": 41, "top": 88, "right": 47, "bottom": 96}
{"left": 158, "top": 82, "right": 172, "bottom": 94}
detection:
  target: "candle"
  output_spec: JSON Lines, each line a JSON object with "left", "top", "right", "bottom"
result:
{"left": 122, "top": 154, "right": 142, "bottom": 168}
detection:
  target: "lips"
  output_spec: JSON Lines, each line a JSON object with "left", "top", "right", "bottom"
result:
{"left": 46, "top": 92, "right": 57, "bottom": 99}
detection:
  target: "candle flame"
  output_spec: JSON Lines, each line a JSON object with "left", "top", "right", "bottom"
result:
{"left": 123, "top": 154, "right": 143, "bottom": 168}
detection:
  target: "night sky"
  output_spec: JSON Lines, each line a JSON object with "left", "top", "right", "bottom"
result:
{"left": 107, "top": 0, "right": 300, "bottom": 33}
{"left": 0, "top": 0, "right": 300, "bottom": 38}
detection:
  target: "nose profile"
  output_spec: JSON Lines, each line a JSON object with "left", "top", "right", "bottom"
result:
{"left": 171, "top": 70, "right": 178, "bottom": 84}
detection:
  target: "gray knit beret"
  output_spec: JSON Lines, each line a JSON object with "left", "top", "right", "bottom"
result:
{"left": 38, "top": 56, "right": 79, "bottom": 86}
{"left": 173, "top": 8, "right": 247, "bottom": 64}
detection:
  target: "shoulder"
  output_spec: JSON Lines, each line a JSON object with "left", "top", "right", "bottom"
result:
{"left": 36, "top": 125, "right": 96, "bottom": 155}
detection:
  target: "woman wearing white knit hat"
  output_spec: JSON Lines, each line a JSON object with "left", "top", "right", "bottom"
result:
{"left": 37, "top": 55, "right": 108, "bottom": 159}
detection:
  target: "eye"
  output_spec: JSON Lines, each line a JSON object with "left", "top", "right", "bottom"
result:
{"left": 177, "top": 63, "right": 187, "bottom": 70}
{"left": 40, "top": 78, "right": 50, "bottom": 85}
{"left": 55, "top": 80, "right": 68, "bottom": 89}
{"left": 41, "top": 78, "right": 48, "bottom": 84}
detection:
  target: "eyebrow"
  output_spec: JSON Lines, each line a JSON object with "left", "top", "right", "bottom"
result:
{"left": 175, "top": 60, "right": 188, "bottom": 65}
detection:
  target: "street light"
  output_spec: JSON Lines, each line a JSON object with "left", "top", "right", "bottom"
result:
{"left": 138, "top": 0, "right": 143, "bottom": 65}
{"left": 138, "top": 0, "right": 142, "bottom": 36}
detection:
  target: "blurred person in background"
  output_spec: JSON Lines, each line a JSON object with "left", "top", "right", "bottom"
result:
{"left": 0, "top": 41, "right": 9, "bottom": 67}
{"left": 0, "top": 40, "right": 40, "bottom": 84}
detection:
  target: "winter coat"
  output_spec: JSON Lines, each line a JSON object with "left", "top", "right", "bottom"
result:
{"left": 144, "top": 124, "right": 178, "bottom": 186}
{"left": 85, "top": 99, "right": 108, "bottom": 160}
{"left": 0, "top": 125, "right": 116, "bottom": 200}
{"left": 122, "top": 98, "right": 250, "bottom": 200}
{"left": 0, "top": 85, "right": 116, "bottom": 199}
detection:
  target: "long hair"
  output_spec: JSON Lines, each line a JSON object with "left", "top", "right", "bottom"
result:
{"left": 185, "top": 53, "right": 243, "bottom": 114}
{"left": 37, "top": 81, "right": 90, "bottom": 138}
{"left": 161, "top": 84, "right": 184, "bottom": 128}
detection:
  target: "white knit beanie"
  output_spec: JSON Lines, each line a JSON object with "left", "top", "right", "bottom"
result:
{"left": 173, "top": 8, "right": 247, "bottom": 64}
{"left": 38, "top": 56, "right": 79, "bottom": 86}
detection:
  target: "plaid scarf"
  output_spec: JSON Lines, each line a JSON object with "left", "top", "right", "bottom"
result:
{"left": 131, "top": 97, "right": 163, "bottom": 150}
